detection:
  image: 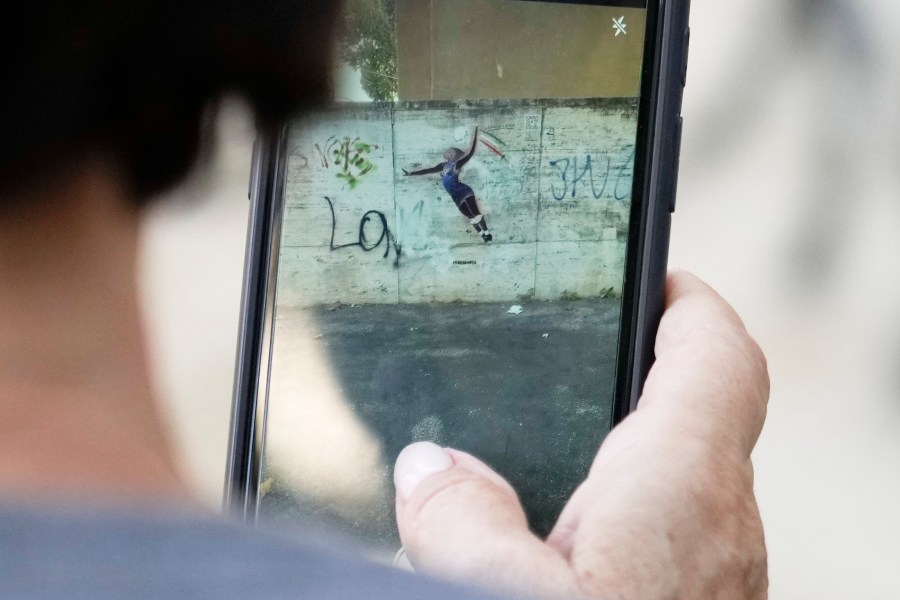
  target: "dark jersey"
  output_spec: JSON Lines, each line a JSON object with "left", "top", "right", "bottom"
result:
{"left": 441, "top": 160, "right": 475, "bottom": 202}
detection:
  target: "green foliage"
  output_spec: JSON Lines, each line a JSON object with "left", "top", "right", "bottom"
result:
{"left": 517, "top": 288, "right": 536, "bottom": 302}
{"left": 340, "top": 0, "right": 398, "bottom": 101}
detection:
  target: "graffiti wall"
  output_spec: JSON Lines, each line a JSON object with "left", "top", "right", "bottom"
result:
{"left": 276, "top": 98, "right": 636, "bottom": 308}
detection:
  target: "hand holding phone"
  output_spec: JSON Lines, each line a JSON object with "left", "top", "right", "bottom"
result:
{"left": 228, "top": 0, "right": 691, "bottom": 563}
{"left": 394, "top": 272, "right": 769, "bottom": 600}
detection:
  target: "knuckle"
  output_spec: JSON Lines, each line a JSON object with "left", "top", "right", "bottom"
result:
{"left": 401, "top": 468, "right": 522, "bottom": 542}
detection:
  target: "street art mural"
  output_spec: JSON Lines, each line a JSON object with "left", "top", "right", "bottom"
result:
{"left": 276, "top": 98, "right": 637, "bottom": 307}
{"left": 403, "top": 127, "right": 494, "bottom": 243}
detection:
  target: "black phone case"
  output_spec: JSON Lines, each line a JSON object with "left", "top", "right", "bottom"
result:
{"left": 225, "top": 0, "right": 691, "bottom": 517}
{"left": 614, "top": 0, "right": 690, "bottom": 422}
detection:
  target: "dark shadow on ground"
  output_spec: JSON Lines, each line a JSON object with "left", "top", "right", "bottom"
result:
{"left": 260, "top": 299, "right": 620, "bottom": 551}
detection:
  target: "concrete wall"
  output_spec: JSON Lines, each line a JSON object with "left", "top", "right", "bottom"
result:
{"left": 276, "top": 98, "right": 636, "bottom": 308}
{"left": 395, "top": 0, "right": 646, "bottom": 101}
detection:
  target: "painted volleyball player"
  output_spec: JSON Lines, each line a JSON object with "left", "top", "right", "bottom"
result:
{"left": 402, "top": 127, "right": 493, "bottom": 243}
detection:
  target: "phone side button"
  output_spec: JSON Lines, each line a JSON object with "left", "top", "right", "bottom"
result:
{"left": 670, "top": 117, "right": 683, "bottom": 213}
{"left": 682, "top": 28, "right": 691, "bottom": 87}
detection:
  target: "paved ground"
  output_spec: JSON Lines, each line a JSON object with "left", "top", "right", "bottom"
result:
{"left": 258, "top": 299, "right": 620, "bottom": 554}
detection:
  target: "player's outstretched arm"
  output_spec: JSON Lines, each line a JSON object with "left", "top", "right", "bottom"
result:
{"left": 458, "top": 127, "right": 479, "bottom": 167}
{"left": 404, "top": 163, "right": 444, "bottom": 177}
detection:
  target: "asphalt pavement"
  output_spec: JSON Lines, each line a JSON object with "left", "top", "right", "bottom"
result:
{"left": 259, "top": 298, "right": 620, "bottom": 554}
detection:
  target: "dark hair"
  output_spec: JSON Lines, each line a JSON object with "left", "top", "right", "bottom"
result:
{"left": 1, "top": 1, "right": 341, "bottom": 202}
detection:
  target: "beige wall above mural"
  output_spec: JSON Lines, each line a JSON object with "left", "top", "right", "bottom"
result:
{"left": 395, "top": 0, "right": 646, "bottom": 101}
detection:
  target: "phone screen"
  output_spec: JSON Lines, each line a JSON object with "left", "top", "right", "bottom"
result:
{"left": 256, "top": 0, "right": 648, "bottom": 557}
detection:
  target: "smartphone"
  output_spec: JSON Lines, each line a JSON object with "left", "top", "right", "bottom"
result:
{"left": 226, "top": 0, "right": 689, "bottom": 562}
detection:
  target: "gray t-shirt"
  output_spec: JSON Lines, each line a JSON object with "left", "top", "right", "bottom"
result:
{"left": 0, "top": 503, "right": 498, "bottom": 600}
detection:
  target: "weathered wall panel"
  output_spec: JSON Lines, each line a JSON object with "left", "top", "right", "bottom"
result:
{"left": 535, "top": 241, "right": 625, "bottom": 301}
{"left": 399, "top": 243, "right": 536, "bottom": 303}
{"left": 538, "top": 105, "right": 635, "bottom": 243}
{"left": 276, "top": 99, "right": 635, "bottom": 308}
{"left": 281, "top": 107, "right": 396, "bottom": 250}
{"left": 277, "top": 247, "right": 400, "bottom": 307}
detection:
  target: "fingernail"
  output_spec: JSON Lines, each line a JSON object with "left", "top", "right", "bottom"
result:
{"left": 394, "top": 442, "right": 454, "bottom": 500}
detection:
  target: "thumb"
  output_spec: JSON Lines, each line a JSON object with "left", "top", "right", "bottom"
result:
{"left": 394, "top": 442, "right": 577, "bottom": 597}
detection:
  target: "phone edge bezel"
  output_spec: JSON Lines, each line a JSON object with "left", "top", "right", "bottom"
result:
{"left": 226, "top": 0, "right": 688, "bottom": 516}
{"left": 613, "top": 0, "right": 687, "bottom": 424}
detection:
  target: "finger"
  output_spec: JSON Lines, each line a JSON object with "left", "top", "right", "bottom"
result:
{"left": 639, "top": 270, "right": 769, "bottom": 458}
{"left": 394, "top": 442, "right": 577, "bottom": 598}
{"left": 548, "top": 271, "right": 768, "bottom": 556}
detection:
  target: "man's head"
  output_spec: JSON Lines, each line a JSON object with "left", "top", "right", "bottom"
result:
{"left": 0, "top": 1, "right": 342, "bottom": 499}
{"left": 1, "top": 1, "right": 341, "bottom": 206}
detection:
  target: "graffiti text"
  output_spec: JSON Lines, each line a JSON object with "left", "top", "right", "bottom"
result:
{"left": 324, "top": 197, "right": 401, "bottom": 266}
{"left": 314, "top": 136, "right": 379, "bottom": 190}
{"left": 548, "top": 146, "right": 635, "bottom": 202}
